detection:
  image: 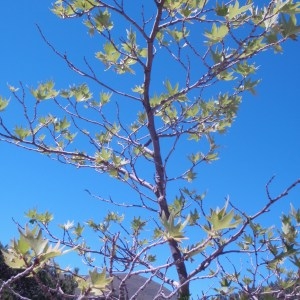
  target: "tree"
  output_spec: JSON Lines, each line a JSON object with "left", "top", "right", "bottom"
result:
{"left": 1, "top": 0, "right": 300, "bottom": 299}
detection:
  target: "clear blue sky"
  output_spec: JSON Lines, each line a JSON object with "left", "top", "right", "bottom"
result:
{"left": 1, "top": 0, "right": 300, "bottom": 294}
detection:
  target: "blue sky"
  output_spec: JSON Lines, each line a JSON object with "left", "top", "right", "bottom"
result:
{"left": 1, "top": 0, "right": 300, "bottom": 295}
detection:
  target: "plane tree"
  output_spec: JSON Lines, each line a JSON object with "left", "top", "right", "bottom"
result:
{"left": 1, "top": 0, "right": 300, "bottom": 299}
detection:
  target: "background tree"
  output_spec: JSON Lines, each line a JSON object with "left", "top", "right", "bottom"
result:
{"left": 1, "top": 0, "right": 300, "bottom": 299}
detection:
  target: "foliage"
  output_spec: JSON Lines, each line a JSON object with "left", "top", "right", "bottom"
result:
{"left": 1, "top": 0, "right": 300, "bottom": 299}
{"left": 0, "top": 243, "right": 78, "bottom": 299}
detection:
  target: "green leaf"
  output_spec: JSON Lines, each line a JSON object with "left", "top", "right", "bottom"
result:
{"left": 210, "top": 48, "right": 224, "bottom": 64}
{"left": 276, "top": 1, "right": 300, "bottom": 14}
{"left": 188, "top": 152, "right": 202, "bottom": 164}
{"left": 100, "top": 92, "right": 112, "bottom": 105}
{"left": 290, "top": 203, "right": 300, "bottom": 223}
{"left": 169, "top": 195, "right": 185, "bottom": 216}
{"left": 132, "top": 84, "right": 144, "bottom": 94}
{"left": 243, "top": 78, "right": 261, "bottom": 95}
{"left": 105, "top": 211, "right": 124, "bottom": 223}
{"left": 279, "top": 279, "right": 297, "bottom": 290}
{"left": 266, "top": 32, "right": 283, "bottom": 53}
{"left": 205, "top": 152, "right": 219, "bottom": 162}
{"left": 267, "top": 247, "right": 298, "bottom": 266}
{"left": 164, "top": 0, "right": 181, "bottom": 10}
{"left": 150, "top": 93, "right": 164, "bottom": 107}
{"left": 53, "top": 0, "right": 98, "bottom": 17}
{"left": 19, "top": 225, "right": 48, "bottom": 256}
{"left": 234, "top": 61, "right": 257, "bottom": 77}
{"left": 156, "top": 31, "right": 169, "bottom": 46}
{"left": 96, "top": 42, "right": 120, "bottom": 66}
{"left": 290, "top": 255, "right": 300, "bottom": 268}
{"left": 2, "top": 249, "right": 26, "bottom": 269}
{"left": 3, "top": 223, "right": 74, "bottom": 271}
{"left": 25, "top": 208, "right": 54, "bottom": 224}
{"left": 137, "top": 111, "right": 147, "bottom": 124}
{"left": 15, "top": 234, "right": 31, "bottom": 255}
{"left": 73, "top": 222, "right": 85, "bottom": 237}
{"left": 206, "top": 200, "right": 241, "bottom": 232}
{"left": 54, "top": 116, "right": 70, "bottom": 132}
{"left": 164, "top": 80, "right": 179, "bottom": 96}
{"left": 93, "top": 9, "right": 113, "bottom": 32}
{"left": 131, "top": 216, "right": 146, "bottom": 233}
{"left": 7, "top": 84, "right": 19, "bottom": 92}
{"left": 112, "top": 153, "right": 129, "bottom": 167}
{"left": 217, "top": 70, "right": 236, "bottom": 81}
{"left": 185, "top": 170, "right": 197, "bottom": 182}
{"left": 279, "top": 14, "right": 300, "bottom": 40}
{"left": 95, "top": 130, "right": 112, "bottom": 144}
{"left": 166, "top": 27, "right": 189, "bottom": 42}
{"left": 227, "top": 1, "right": 252, "bottom": 20}
{"left": 15, "top": 126, "right": 31, "bottom": 139}
{"left": 184, "top": 104, "right": 200, "bottom": 118}
{"left": 138, "top": 48, "right": 148, "bottom": 58}
{"left": 189, "top": 209, "right": 200, "bottom": 225}
{"left": 0, "top": 96, "right": 9, "bottom": 111}
{"left": 215, "top": 3, "right": 229, "bottom": 17}
{"left": 161, "top": 212, "right": 190, "bottom": 242}
{"left": 70, "top": 84, "right": 92, "bottom": 102}
{"left": 82, "top": 268, "right": 113, "bottom": 295}
{"left": 147, "top": 254, "right": 156, "bottom": 262}
{"left": 204, "top": 23, "right": 229, "bottom": 45}
{"left": 242, "top": 37, "right": 266, "bottom": 57}
{"left": 109, "top": 168, "right": 118, "bottom": 178}
{"left": 96, "top": 148, "right": 112, "bottom": 162}
{"left": 31, "top": 81, "right": 59, "bottom": 101}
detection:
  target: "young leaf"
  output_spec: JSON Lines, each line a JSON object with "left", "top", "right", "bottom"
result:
{"left": 132, "top": 84, "right": 144, "bottom": 94}
{"left": 243, "top": 78, "right": 261, "bottom": 95}
{"left": 15, "top": 126, "right": 31, "bottom": 139}
{"left": 234, "top": 61, "right": 257, "bottom": 77}
{"left": 161, "top": 212, "right": 190, "bottom": 242}
{"left": 0, "top": 96, "right": 9, "bottom": 111}
{"left": 215, "top": 3, "right": 229, "bottom": 17}
{"left": 94, "top": 9, "right": 113, "bottom": 32}
{"left": 279, "top": 14, "right": 300, "bottom": 40}
{"left": 204, "top": 23, "right": 229, "bottom": 45}
{"left": 88, "top": 268, "right": 113, "bottom": 293}
{"left": 100, "top": 92, "right": 112, "bottom": 105}
{"left": 227, "top": 1, "right": 252, "bottom": 20}
{"left": 96, "top": 42, "right": 120, "bottom": 66}
{"left": 206, "top": 201, "right": 241, "bottom": 232}
{"left": 2, "top": 248, "right": 26, "bottom": 269}
{"left": 185, "top": 170, "right": 197, "bottom": 182}
{"left": 70, "top": 84, "right": 92, "bottom": 102}
{"left": 30, "top": 81, "right": 59, "bottom": 101}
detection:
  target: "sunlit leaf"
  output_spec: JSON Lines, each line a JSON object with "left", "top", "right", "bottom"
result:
{"left": 161, "top": 212, "right": 190, "bottom": 242}
{"left": 206, "top": 200, "right": 242, "bottom": 232}
{"left": 0, "top": 96, "right": 9, "bottom": 111}
{"left": 227, "top": 1, "right": 252, "bottom": 20}
{"left": 31, "top": 81, "right": 59, "bottom": 101}
{"left": 15, "top": 126, "right": 31, "bottom": 140}
{"left": 204, "top": 23, "right": 229, "bottom": 44}
{"left": 70, "top": 84, "right": 92, "bottom": 102}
